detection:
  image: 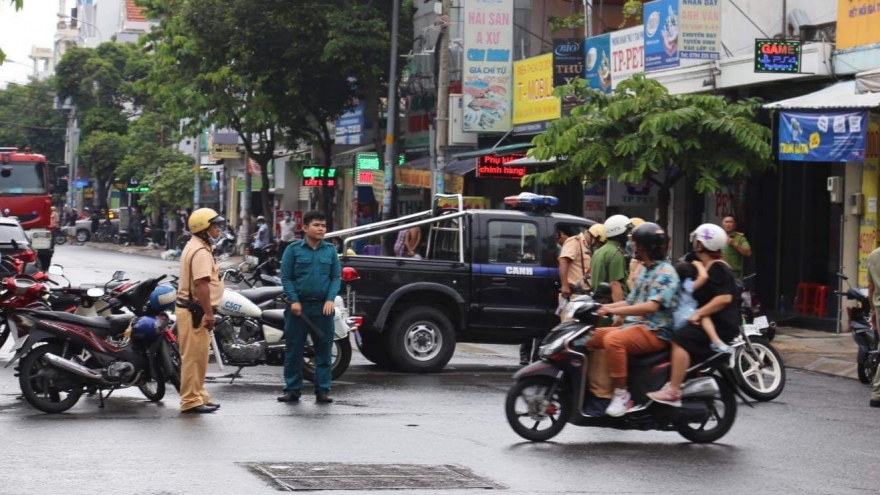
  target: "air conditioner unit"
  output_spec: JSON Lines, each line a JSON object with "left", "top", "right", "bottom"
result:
{"left": 799, "top": 22, "right": 836, "bottom": 43}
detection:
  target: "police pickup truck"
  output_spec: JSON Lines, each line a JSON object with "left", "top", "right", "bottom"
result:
{"left": 334, "top": 193, "right": 594, "bottom": 373}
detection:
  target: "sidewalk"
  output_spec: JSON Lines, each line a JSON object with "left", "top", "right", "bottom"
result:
{"left": 773, "top": 326, "right": 860, "bottom": 380}
{"left": 79, "top": 241, "right": 244, "bottom": 266}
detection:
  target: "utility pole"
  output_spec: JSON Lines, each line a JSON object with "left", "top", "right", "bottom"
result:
{"left": 583, "top": 0, "right": 593, "bottom": 38}
{"left": 193, "top": 132, "right": 201, "bottom": 209}
{"left": 434, "top": 0, "right": 452, "bottom": 199}
{"left": 381, "top": 0, "right": 401, "bottom": 220}
{"left": 243, "top": 151, "right": 252, "bottom": 252}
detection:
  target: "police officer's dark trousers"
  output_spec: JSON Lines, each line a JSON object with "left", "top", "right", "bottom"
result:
{"left": 283, "top": 302, "right": 334, "bottom": 396}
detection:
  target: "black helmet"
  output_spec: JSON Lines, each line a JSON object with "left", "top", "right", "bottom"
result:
{"left": 631, "top": 222, "right": 667, "bottom": 260}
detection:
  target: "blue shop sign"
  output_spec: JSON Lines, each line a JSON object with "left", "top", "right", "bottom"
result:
{"left": 778, "top": 110, "right": 868, "bottom": 162}
{"left": 643, "top": 0, "right": 680, "bottom": 72}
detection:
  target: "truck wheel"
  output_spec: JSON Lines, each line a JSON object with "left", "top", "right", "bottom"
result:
{"left": 387, "top": 306, "right": 455, "bottom": 373}
{"left": 358, "top": 333, "right": 394, "bottom": 369}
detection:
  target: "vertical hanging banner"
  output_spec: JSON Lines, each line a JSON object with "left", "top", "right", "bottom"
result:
{"left": 678, "top": 0, "right": 721, "bottom": 60}
{"left": 584, "top": 34, "right": 612, "bottom": 93}
{"left": 552, "top": 39, "right": 585, "bottom": 88}
{"left": 463, "top": 0, "right": 514, "bottom": 133}
{"left": 610, "top": 25, "right": 645, "bottom": 89}
{"left": 643, "top": 0, "right": 680, "bottom": 71}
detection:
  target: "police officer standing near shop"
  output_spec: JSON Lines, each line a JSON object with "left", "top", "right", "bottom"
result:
{"left": 278, "top": 210, "right": 341, "bottom": 404}
{"left": 176, "top": 208, "right": 225, "bottom": 414}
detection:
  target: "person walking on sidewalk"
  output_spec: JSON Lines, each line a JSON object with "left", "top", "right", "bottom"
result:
{"left": 866, "top": 246, "right": 880, "bottom": 408}
{"left": 176, "top": 208, "right": 226, "bottom": 414}
{"left": 278, "top": 211, "right": 341, "bottom": 404}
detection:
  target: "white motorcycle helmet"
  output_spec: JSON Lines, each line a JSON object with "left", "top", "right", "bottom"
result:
{"left": 690, "top": 223, "right": 728, "bottom": 252}
{"left": 604, "top": 214, "right": 632, "bottom": 238}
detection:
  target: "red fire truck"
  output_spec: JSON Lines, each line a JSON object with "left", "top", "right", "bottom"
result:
{"left": 0, "top": 147, "right": 55, "bottom": 269}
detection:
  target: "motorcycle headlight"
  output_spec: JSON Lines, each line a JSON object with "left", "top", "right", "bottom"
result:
{"left": 539, "top": 335, "right": 567, "bottom": 359}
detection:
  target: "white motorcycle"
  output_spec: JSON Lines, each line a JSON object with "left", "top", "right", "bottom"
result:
{"left": 212, "top": 289, "right": 358, "bottom": 383}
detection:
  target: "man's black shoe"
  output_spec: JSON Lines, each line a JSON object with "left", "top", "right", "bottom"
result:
{"left": 870, "top": 399, "right": 880, "bottom": 408}
{"left": 181, "top": 404, "right": 217, "bottom": 414}
{"left": 207, "top": 402, "right": 220, "bottom": 408}
{"left": 316, "top": 392, "right": 334, "bottom": 404}
{"left": 277, "top": 391, "right": 300, "bottom": 402}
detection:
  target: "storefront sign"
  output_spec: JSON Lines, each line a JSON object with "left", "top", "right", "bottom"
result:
{"left": 778, "top": 110, "right": 868, "bottom": 162}
{"left": 679, "top": 0, "right": 721, "bottom": 60}
{"left": 445, "top": 175, "right": 464, "bottom": 194}
{"left": 836, "top": 0, "right": 880, "bottom": 50}
{"left": 584, "top": 34, "right": 612, "bottom": 93}
{"left": 643, "top": 0, "right": 680, "bottom": 72}
{"left": 396, "top": 168, "right": 432, "bottom": 189}
{"left": 406, "top": 96, "right": 432, "bottom": 152}
{"left": 512, "top": 54, "right": 560, "bottom": 135}
{"left": 607, "top": 179, "right": 657, "bottom": 206}
{"left": 754, "top": 40, "right": 801, "bottom": 73}
{"left": 212, "top": 143, "right": 240, "bottom": 159}
{"left": 335, "top": 102, "right": 365, "bottom": 145}
{"left": 463, "top": 0, "right": 514, "bottom": 133}
{"left": 371, "top": 170, "right": 385, "bottom": 206}
{"left": 610, "top": 26, "right": 644, "bottom": 89}
{"left": 302, "top": 166, "right": 337, "bottom": 187}
{"left": 552, "top": 39, "right": 584, "bottom": 88}
{"left": 356, "top": 153, "right": 403, "bottom": 186}
{"left": 437, "top": 196, "right": 491, "bottom": 210}
{"left": 859, "top": 113, "right": 880, "bottom": 286}
{"left": 476, "top": 154, "right": 526, "bottom": 179}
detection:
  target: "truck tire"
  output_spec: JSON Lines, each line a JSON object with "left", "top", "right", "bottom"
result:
{"left": 387, "top": 306, "right": 455, "bottom": 373}
{"left": 358, "top": 332, "right": 394, "bottom": 369}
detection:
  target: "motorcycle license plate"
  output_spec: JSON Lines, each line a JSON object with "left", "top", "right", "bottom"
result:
{"left": 753, "top": 316, "right": 769, "bottom": 330}
{"left": 246, "top": 256, "right": 259, "bottom": 265}
{"left": 742, "top": 324, "right": 759, "bottom": 335}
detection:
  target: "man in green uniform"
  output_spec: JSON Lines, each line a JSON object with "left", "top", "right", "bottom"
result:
{"left": 278, "top": 210, "right": 342, "bottom": 404}
{"left": 591, "top": 214, "right": 631, "bottom": 303}
{"left": 721, "top": 215, "right": 751, "bottom": 279}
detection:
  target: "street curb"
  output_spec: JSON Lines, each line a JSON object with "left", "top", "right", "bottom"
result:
{"left": 79, "top": 242, "right": 165, "bottom": 259}
{"left": 780, "top": 352, "right": 858, "bottom": 380}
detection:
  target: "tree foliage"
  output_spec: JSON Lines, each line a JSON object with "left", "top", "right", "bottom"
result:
{"left": 526, "top": 74, "right": 773, "bottom": 228}
{"left": 0, "top": 78, "right": 66, "bottom": 164}
{"left": 76, "top": 131, "right": 128, "bottom": 211}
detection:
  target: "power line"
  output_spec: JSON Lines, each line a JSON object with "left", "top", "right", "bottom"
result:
{"left": 0, "top": 121, "right": 67, "bottom": 130}
{"left": 729, "top": 0, "right": 770, "bottom": 38}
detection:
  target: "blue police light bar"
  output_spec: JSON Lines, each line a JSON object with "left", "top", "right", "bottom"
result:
{"left": 503, "top": 192, "right": 559, "bottom": 209}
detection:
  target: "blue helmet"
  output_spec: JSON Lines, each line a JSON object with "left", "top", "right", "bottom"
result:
{"left": 149, "top": 285, "right": 177, "bottom": 312}
{"left": 131, "top": 316, "right": 160, "bottom": 341}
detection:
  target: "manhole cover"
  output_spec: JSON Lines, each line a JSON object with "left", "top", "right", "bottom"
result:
{"left": 242, "top": 462, "right": 504, "bottom": 491}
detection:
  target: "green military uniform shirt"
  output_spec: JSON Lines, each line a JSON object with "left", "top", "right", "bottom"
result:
{"left": 722, "top": 231, "right": 750, "bottom": 280}
{"left": 590, "top": 241, "right": 628, "bottom": 295}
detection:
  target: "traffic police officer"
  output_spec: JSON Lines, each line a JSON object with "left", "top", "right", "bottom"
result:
{"left": 278, "top": 210, "right": 341, "bottom": 404}
{"left": 721, "top": 215, "right": 752, "bottom": 279}
{"left": 176, "top": 208, "right": 225, "bottom": 414}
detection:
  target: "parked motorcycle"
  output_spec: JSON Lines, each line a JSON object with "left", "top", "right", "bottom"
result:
{"left": 213, "top": 288, "right": 357, "bottom": 383}
{"left": 505, "top": 295, "right": 738, "bottom": 443}
{"left": 738, "top": 273, "right": 776, "bottom": 341}
{"left": 221, "top": 258, "right": 280, "bottom": 288}
{"left": 836, "top": 272, "right": 879, "bottom": 384}
{"left": 214, "top": 226, "right": 237, "bottom": 257}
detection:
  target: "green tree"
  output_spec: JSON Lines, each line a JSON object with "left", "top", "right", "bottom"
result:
{"left": 525, "top": 74, "right": 773, "bottom": 228}
{"left": 77, "top": 131, "right": 128, "bottom": 211}
{"left": 141, "top": 156, "right": 195, "bottom": 215}
{"left": 0, "top": 78, "right": 66, "bottom": 164}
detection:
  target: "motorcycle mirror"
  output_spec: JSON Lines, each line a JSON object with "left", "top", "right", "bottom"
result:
{"left": 112, "top": 271, "right": 126, "bottom": 281}
{"left": 86, "top": 288, "right": 105, "bottom": 298}
{"left": 47, "top": 264, "right": 64, "bottom": 276}
{"left": 837, "top": 272, "right": 848, "bottom": 280}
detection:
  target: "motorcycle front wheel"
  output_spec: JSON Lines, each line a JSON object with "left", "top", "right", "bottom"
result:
{"left": 676, "top": 375, "right": 737, "bottom": 443}
{"left": 734, "top": 337, "right": 785, "bottom": 401}
{"left": 138, "top": 366, "right": 166, "bottom": 402}
{"left": 303, "top": 337, "right": 353, "bottom": 382}
{"left": 19, "top": 342, "right": 85, "bottom": 414}
{"left": 505, "top": 376, "right": 568, "bottom": 442}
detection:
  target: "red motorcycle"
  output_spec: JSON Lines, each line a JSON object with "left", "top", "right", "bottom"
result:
{"left": 0, "top": 274, "right": 52, "bottom": 349}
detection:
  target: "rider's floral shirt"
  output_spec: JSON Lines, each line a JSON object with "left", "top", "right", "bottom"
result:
{"left": 623, "top": 260, "right": 680, "bottom": 340}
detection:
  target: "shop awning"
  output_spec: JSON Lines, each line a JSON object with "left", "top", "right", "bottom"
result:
{"left": 856, "top": 68, "right": 880, "bottom": 94}
{"left": 400, "top": 157, "right": 477, "bottom": 175}
{"left": 506, "top": 156, "right": 557, "bottom": 166}
{"left": 451, "top": 142, "right": 532, "bottom": 160}
{"left": 763, "top": 80, "right": 880, "bottom": 110}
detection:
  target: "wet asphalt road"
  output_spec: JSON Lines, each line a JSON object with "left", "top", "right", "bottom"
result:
{"left": 1, "top": 245, "right": 879, "bottom": 494}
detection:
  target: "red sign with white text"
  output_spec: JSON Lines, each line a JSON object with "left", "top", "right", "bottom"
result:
{"left": 476, "top": 153, "right": 527, "bottom": 180}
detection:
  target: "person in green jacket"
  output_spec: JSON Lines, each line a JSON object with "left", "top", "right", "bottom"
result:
{"left": 591, "top": 214, "right": 632, "bottom": 303}
{"left": 721, "top": 215, "right": 751, "bottom": 279}
{"left": 278, "top": 210, "right": 341, "bottom": 404}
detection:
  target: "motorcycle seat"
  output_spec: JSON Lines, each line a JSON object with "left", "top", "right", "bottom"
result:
{"left": 239, "top": 287, "right": 284, "bottom": 305}
{"left": 261, "top": 309, "right": 286, "bottom": 328}
{"left": 628, "top": 350, "right": 670, "bottom": 368}
{"left": 38, "top": 312, "right": 133, "bottom": 338}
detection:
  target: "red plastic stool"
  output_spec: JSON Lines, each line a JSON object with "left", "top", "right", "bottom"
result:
{"left": 813, "top": 285, "right": 828, "bottom": 317}
{"left": 794, "top": 283, "right": 819, "bottom": 314}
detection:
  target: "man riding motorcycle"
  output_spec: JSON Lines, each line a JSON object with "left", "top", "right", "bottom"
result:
{"left": 591, "top": 222, "right": 680, "bottom": 417}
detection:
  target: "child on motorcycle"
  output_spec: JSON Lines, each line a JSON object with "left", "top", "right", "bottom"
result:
{"left": 673, "top": 261, "right": 731, "bottom": 353}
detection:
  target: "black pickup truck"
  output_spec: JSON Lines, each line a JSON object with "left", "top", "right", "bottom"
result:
{"left": 338, "top": 203, "right": 594, "bottom": 373}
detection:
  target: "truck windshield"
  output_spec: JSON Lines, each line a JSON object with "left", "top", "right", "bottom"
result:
{"left": 0, "top": 162, "right": 48, "bottom": 195}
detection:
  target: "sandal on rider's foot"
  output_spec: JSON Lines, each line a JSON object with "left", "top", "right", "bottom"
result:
{"left": 710, "top": 340, "right": 732, "bottom": 353}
